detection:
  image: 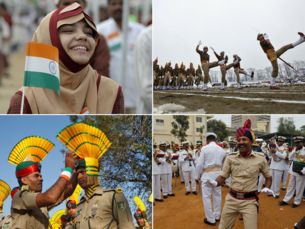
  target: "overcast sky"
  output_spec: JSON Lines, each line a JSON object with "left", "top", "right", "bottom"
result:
{"left": 153, "top": 0, "right": 305, "bottom": 71}
{"left": 211, "top": 115, "right": 305, "bottom": 132}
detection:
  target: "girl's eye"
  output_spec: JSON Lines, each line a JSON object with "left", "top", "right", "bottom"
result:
{"left": 85, "top": 32, "right": 93, "bottom": 36}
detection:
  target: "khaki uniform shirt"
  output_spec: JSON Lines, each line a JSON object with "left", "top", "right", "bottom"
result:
{"left": 65, "top": 220, "right": 75, "bottom": 229}
{"left": 75, "top": 187, "right": 134, "bottom": 229}
{"left": 196, "top": 50, "right": 210, "bottom": 62}
{"left": 260, "top": 40, "right": 274, "bottom": 53}
{"left": 1, "top": 214, "right": 12, "bottom": 229}
{"left": 220, "top": 150, "right": 272, "bottom": 192}
{"left": 11, "top": 188, "right": 62, "bottom": 229}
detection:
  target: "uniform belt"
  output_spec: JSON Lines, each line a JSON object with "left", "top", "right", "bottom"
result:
{"left": 201, "top": 60, "right": 208, "bottom": 64}
{"left": 234, "top": 67, "right": 239, "bottom": 69}
{"left": 229, "top": 189, "right": 258, "bottom": 200}
{"left": 220, "top": 64, "right": 225, "bottom": 67}
{"left": 203, "top": 167, "right": 221, "bottom": 173}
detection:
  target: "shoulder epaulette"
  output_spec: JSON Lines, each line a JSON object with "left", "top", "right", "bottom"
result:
{"left": 104, "top": 189, "right": 116, "bottom": 193}
{"left": 228, "top": 152, "right": 238, "bottom": 156}
{"left": 255, "top": 152, "right": 265, "bottom": 157}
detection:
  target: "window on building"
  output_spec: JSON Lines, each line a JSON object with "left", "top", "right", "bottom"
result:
{"left": 156, "top": 119, "right": 164, "bottom": 126}
{"left": 196, "top": 128, "right": 201, "bottom": 132}
{"left": 196, "top": 117, "right": 202, "bottom": 122}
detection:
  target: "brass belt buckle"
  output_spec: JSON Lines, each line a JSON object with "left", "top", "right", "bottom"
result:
{"left": 236, "top": 193, "right": 244, "bottom": 198}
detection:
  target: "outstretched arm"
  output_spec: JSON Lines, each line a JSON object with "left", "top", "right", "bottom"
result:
{"left": 36, "top": 151, "right": 77, "bottom": 208}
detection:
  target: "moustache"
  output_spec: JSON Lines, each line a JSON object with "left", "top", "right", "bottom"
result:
{"left": 114, "top": 9, "right": 122, "bottom": 14}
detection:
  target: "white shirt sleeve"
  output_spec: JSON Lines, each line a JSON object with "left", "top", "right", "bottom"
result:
{"left": 289, "top": 150, "right": 298, "bottom": 160}
{"left": 195, "top": 148, "right": 205, "bottom": 180}
{"left": 275, "top": 151, "right": 287, "bottom": 159}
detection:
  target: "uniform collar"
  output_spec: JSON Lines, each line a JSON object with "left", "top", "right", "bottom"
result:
{"left": 209, "top": 142, "right": 217, "bottom": 145}
{"left": 236, "top": 150, "right": 255, "bottom": 158}
{"left": 83, "top": 186, "right": 104, "bottom": 200}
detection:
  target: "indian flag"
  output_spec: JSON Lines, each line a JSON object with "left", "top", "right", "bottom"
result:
{"left": 107, "top": 32, "right": 122, "bottom": 52}
{"left": 24, "top": 42, "right": 60, "bottom": 96}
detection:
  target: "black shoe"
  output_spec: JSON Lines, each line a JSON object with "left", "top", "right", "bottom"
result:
{"left": 192, "top": 191, "right": 197, "bottom": 195}
{"left": 291, "top": 203, "right": 299, "bottom": 208}
{"left": 279, "top": 201, "right": 289, "bottom": 206}
{"left": 203, "top": 218, "right": 216, "bottom": 226}
{"left": 153, "top": 203, "right": 155, "bottom": 206}
{"left": 185, "top": 191, "right": 190, "bottom": 195}
{"left": 189, "top": 181, "right": 191, "bottom": 183}
{"left": 216, "top": 219, "right": 220, "bottom": 222}
{"left": 155, "top": 199, "right": 164, "bottom": 202}
{"left": 282, "top": 188, "right": 286, "bottom": 191}
{"left": 275, "top": 195, "right": 279, "bottom": 199}
{"left": 181, "top": 181, "right": 185, "bottom": 184}
{"left": 168, "top": 193, "right": 175, "bottom": 196}
{"left": 267, "top": 195, "right": 273, "bottom": 197}
{"left": 224, "top": 55, "right": 228, "bottom": 64}
{"left": 163, "top": 195, "right": 167, "bottom": 199}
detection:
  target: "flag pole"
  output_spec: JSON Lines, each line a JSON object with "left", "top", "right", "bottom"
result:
{"left": 20, "top": 86, "right": 25, "bottom": 115}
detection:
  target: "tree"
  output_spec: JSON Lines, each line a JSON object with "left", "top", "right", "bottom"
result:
{"left": 171, "top": 115, "right": 190, "bottom": 144}
{"left": 207, "top": 119, "right": 230, "bottom": 141}
{"left": 198, "top": 125, "right": 205, "bottom": 143}
{"left": 276, "top": 117, "right": 296, "bottom": 134}
{"left": 62, "top": 115, "right": 152, "bottom": 223}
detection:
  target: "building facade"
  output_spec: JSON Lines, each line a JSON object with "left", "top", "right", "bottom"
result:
{"left": 231, "top": 115, "right": 271, "bottom": 133}
{"left": 153, "top": 115, "right": 214, "bottom": 146}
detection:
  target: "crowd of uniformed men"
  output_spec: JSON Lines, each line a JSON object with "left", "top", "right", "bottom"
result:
{"left": 153, "top": 120, "right": 305, "bottom": 228}
{"left": 153, "top": 32, "right": 305, "bottom": 91}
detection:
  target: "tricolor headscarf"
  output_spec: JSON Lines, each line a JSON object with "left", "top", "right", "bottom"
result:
{"left": 236, "top": 119, "right": 256, "bottom": 143}
{"left": 66, "top": 200, "right": 77, "bottom": 209}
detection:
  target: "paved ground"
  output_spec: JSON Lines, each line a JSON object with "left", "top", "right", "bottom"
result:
{"left": 0, "top": 51, "right": 25, "bottom": 114}
{"left": 153, "top": 85, "right": 305, "bottom": 114}
{"left": 153, "top": 173, "right": 305, "bottom": 229}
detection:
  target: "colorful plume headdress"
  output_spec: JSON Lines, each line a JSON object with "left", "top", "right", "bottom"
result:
{"left": 51, "top": 209, "right": 66, "bottom": 224}
{"left": 133, "top": 196, "right": 147, "bottom": 220}
{"left": 49, "top": 220, "right": 61, "bottom": 229}
{"left": 57, "top": 122, "right": 111, "bottom": 177}
{"left": 66, "top": 184, "right": 82, "bottom": 209}
{"left": 8, "top": 136, "right": 54, "bottom": 178}
{"left": 236, "top": 119, "right": 256, "bottom": 143}
{"left": 0, "top": 180, "right": 11, "bottom": 212}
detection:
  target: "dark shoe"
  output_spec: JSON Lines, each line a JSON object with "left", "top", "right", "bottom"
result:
{"left": 270, "top": 86, "right": 280, "bottom": 89}
{"left": 275, "top": 195, "right": 279, "bottom": 199}
{"left": 281, "top": 188, "right": 286, "bottom": 191}
{"left": 192, "top": 191, "right": 197, "bottom": 195}
{"left": 251, "top": 71, "right": 254, "bottom": 78}
{"left": 168, "top": 193, "right": 175, "bottom": 196}
{"left": 279, "top": 201, "right": 289, "bottom": 205}
{"left": 291, "top": 203, "right": 299, "bottom": 208}
{"left": 215, "top": 218, "right": 220, "bottom": 222}
{"left": 181, "top": 181, "right": 185, "bottom": 184}
{"left": 298, "top": 32, "right": 305, "bottom": 39}
{"left": 185, "top": 191, "right": 190, "bottom": 195}
{"left": 203, "top": 218, "right": 216, "bottom": 226}
{"left": 224, "top": 55, "right": 228, "bottom": 64}
{"left": 239, "top": 215, "right": 243, "bottom": 220}
{"left": 153, "top": 203, "right": 155, "bottom": 206}
{"left": 221, "top": 88, "right": 225, "bottom": 90}
{"left": 155, "top": 199, "right": 164, "bottom": 202}
{"left": 189, "top": 181, "right": 191, "bottom": 183}
{"left": 202, "top": 89, "right": 208, "bottom": 91}
{"left": 267, "top": 195, "right": 273, "bottom": 197}
{"left": 163, "top": 195, "right": 167, "bottom": 199}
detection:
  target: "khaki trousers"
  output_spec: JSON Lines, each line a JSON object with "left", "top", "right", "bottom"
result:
{"left": 234, "top": 68, "right": 248, "bottom": 83}
{"left": 163, "top": 72, "right": 171, "bottom": 86}
{"left": 220, "top": 63, "right": 234, "bottom": 83}
{"left": 269, "top": 44, "right": 293, "bottom": 78}
{"left": 177, "top": 74, "right": 186, "bottom": 86}
{"left": 158, "top": 76, "right": 164, "bottom": 86}
{"left": 154, "top": 75, "right": 160, "bottom": 86}
{"left": 219, "top": 194, "right": 259, "bottom": 229}
{"left": 171, "top": 76, "right": 177, "bottom": 86}
{"left": 188, "top": 75, "right": 195, "bottom": 86}
{"left": 202, "top": 61, "right": 218, "bottom": 84}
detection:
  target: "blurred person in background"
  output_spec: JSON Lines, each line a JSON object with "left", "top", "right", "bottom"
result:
{"left": 133, "top": 25, "right": 152, "bottom": 114}
{"left": 97, "top": 0, "right": 145, "bottom": 114}
{"left": 55, "top": 0, "right": 110, "bottom": 77}
{"left": 0, "top": 3, "right": 10, "bottom": 85}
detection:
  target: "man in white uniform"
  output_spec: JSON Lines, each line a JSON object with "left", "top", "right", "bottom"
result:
{"left": 178, "top": 145, "right": 184, "bottom": 184}
{"left": 268, "top": 136, "right": 287, "bottom": 199}
{"left": 157, "top": 143, "right": 168, "bottom": 199}
{"left": 179, "top": 141, "right": 197, "bottom": 195}
{"left": 96, "top": 0, "right": 144, "bottom": 113}
{"left": 165, "top": 144, "right": 175, "bottom": 197}
{"left": 195, "top": 133, "right": 226, "bottom": 226}
{"left": 279, "top": 136, "right": 305, "bottom": 208}
{"left": 257, "top": 139, "right": 269, "bottom": 192}
{"left": 153, "top": 145, "right": 163, "bottom": 203}
{"left": 194, "top": 142, "right": 202, "bottom": 167}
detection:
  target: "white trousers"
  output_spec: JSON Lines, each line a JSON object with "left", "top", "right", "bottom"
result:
{"left": 283, "top": 174, "right": 305, "bottom": 205}
{"left": 201, "top": 181, "right": 222, "bottom": 223}
{"left": 161, "top": 174, "right": 168, "bottom": 196}
{"left": 166, "top": 173, "right": 173, "bottom": 194}
{"left": 153, "top": 175, "right": 161, "bottom": 200}
{"left": 183, "top": 170, "right": 196, "bottom": 192}
{"left": 179, "top": 166, "right": 184, "bottom": 182}
{"left": 258, "top": 173, "right": 265, "bottom": 192}
{"left": 270, "top": 169, "right": 283, "bottom": 196}
{"left": 225, "top": 175, "right": 231, "bottom": 186}
{"left": 281, "top": 170, "right": 289, "bottom": 189}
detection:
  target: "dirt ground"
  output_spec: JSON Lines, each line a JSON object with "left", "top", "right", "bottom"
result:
{"left": 153, "top": 86, "right": 305, "bottom": 114}
{"left": 0, "top": 51, "right": 25, "bottom": 114}
{"left": 153, "top": 173, "right": 305, "bottom": 229}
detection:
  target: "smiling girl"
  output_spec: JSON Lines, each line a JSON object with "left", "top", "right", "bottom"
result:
{"left": 7, "top": 3, "right": 123, "bottom": 114}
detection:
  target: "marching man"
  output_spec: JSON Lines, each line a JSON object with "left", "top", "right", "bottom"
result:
{"left": 279, "top": 136, "right": 305, "bottom": 208}
{"left": 232, "top": 54, "right": 254, "bottom": 89}
{"left": 257, "top": 32, "right": 305, "bottom": 89}
{"left": 179, "top": 141, "right": 197, "bottom": 195}
{"left": 195, "top": 133, "right": 226, "bottom": 226}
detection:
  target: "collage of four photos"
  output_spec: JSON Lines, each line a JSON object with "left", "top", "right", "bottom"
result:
{"left": 0, "top": 0, "right": 305, "bottom": 228}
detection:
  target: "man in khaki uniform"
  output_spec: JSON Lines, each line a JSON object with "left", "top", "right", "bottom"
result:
{"left": 153, "top": 57, "right": 159, "bottom": 90}
{"left": 232, "top": 55, "right": 254, "bottom": 89}
{"left": 177, "top": 64, "right": 187, "bottom": 90}
{"left": 163, "top": 62, "right": 173, "bottom": 90}
{"left": 75, "top": 158, "right": 134, "bottom": 229}
{"left": 211, "top": 47, "right": 240, "bottom": 90}
{"left": 202, "top": 119, "right": 273, "bottom": 229}
{"left": 172, "top": 63, "right": 179, "bottom": 90}
{"left": 257, "top": 32, "right": 305, "bottom": 89}
{"left": 10, "top": 148, "right": 77, "bottom": 229}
